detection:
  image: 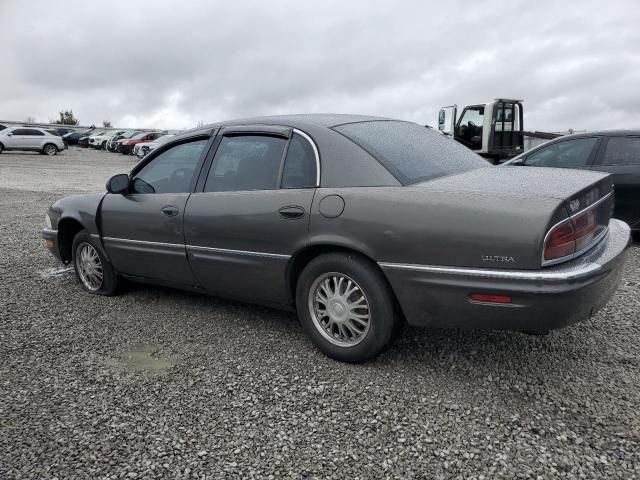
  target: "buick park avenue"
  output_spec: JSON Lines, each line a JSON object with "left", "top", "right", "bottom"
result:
{"left": 42, "top": 114, "right": 630, "bottom": 362}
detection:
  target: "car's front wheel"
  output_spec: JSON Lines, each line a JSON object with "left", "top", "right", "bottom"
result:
{"left": 72, "top": 230, "right": 119, "bottom": 295}
{"left": 296, "top": 252, "right": 401, "bottom": 363}
{"left": 42, "top": 143, "right": 58, "bottom": 156}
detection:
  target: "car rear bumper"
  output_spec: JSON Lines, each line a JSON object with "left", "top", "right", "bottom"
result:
{"left": 380, "top": 219, "right": 631, "bottom": 331}
{"left": 42, "top": 228, "right": 62, "bottom": 262}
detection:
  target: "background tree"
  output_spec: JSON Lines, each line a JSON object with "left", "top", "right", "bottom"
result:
{"left": 102, "top": 120, "right": 112, "bottom": 128}
{"left": 25, "top": 116, "right": 36, "bottom": 124}
{"left": 54, "top": 110, "right": 79, "bottom": 125}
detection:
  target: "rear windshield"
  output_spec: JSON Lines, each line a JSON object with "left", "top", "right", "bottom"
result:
{"left": 333, "top": 120, "right": 488, "bottom": 184}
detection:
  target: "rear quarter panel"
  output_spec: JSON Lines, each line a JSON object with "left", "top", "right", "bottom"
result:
{"left": 308, "top": 187, "right": 562, "bottom": 270}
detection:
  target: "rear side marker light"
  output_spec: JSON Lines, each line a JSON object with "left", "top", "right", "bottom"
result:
{"left": 469, "top": 294, "right": 512, "bottom": 304}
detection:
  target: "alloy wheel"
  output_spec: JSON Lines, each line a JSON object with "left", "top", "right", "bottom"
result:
{"left": 76, "top": 243, "right": 103, "bottom": 291}
{"left": 308, "top": 272, "right": 371, "bottom": 347}
{"left": 44, "top": 145, "right": 57, "bottom": 156}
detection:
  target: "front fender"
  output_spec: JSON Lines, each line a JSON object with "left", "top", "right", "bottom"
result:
{"left": 49, "top": 192, "right": 106, "bottom": 235}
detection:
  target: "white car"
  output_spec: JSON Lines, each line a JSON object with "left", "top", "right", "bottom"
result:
{"left": 134, "top": 134, "right": 176, "bottom": 158}
{"left": 0, "top": 127, "right": 65, "bottom": 155}
{"left": 89, "top": 131, "right": 125, "bottom": 150}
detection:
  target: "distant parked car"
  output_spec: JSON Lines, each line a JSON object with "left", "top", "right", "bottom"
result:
{"left": 503, "top": 130, "right": 640, "bottom": 232}
{"left": 63, "top": 129, "right": 96, "bottom": 146}
{"left": 0, "top": 126, "right": 65, "bottom": 155}
{"left": 51, "top": 127, "right": 76, "bottom": 137}
{"left": 78, "top": 130, "right": 107, "bottom": 148}
{"left": 0, "top": 124, "right": 7, "bottom": 132}
{"left": 119, "top": 131, "right": 165, "bottom": 155}
{"left": 134, "top": 134, "right": 176, "bottom": 158}
{"left": 89, "top": 131, "right": 126, "bottom": 150}
{"left": 107, "top": 130, "right": 140, "bottom": 152}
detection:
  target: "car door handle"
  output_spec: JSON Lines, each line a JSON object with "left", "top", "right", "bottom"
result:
{"left": 278, "top": 206, "right": 305, "bottom": 219}
{"left": 161, "top": 205, "right": 179, "bottom": 217}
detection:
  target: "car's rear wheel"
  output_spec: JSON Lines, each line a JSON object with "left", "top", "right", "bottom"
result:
{"left": 296, "top": 252, "right": 401, "bottom": 363}
{"left": 43, "top": 143, "right": 58, "bottom": 156}
{"left": 0, "top": 143, "right": 4, "bottom": 154}
{"left": 72, "top": 230, "right": 119, "bottom": 295}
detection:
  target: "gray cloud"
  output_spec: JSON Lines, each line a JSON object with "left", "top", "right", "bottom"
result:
{"left": 1, "top": 0, "right": 639, "bottom": 131}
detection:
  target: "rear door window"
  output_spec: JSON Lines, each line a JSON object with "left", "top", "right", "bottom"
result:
{"left": 602, "top": 137, "right": 640, "bottom": 165}
{"left": 281, "top": 133, "right": 317, "bottom": 188}
{"left": 524, "top": 137, "right": 599, "bottom": 168}
{"left": 204, "top": 135, "right": 286, "bottom": 192}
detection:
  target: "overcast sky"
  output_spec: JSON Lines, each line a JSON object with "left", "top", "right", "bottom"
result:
{"left": 1, "top": 1, "right": 639, "bottom": 131}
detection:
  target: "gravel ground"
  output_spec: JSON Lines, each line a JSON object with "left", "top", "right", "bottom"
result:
{"left": 1, "top": 148, "right": 639, "bottom": 479}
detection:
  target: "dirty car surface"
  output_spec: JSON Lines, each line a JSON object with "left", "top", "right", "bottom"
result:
{"left": 42, "top": 114, "right": 631, "bottom": 362}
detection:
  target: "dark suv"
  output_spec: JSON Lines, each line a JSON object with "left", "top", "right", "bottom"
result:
{"left": 504, "top": 130, "right": 640, "bottom": 232}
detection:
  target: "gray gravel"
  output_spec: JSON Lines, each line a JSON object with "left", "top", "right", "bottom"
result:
{"left": 1, "top": 148, "right": 639, "bottom": 479}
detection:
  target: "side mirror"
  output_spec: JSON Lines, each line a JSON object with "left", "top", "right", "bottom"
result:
{"left": 7, "top": 133, "right": 12, "bottom": 136}
{"left": 106, "top": 173, "right": 130, "bottom": 194}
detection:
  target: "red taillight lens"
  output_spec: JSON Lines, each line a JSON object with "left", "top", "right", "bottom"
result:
{"left": 544, "top": 220, "right": 575, "bottom": 261}
{"left": 543, "top": 195, "right": 611, "bottom": 264}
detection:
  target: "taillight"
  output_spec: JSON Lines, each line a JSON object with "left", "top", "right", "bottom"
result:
{"left": 573, "top": 210, "right": 597, "bottom": 251}
{"left": 544, "top": 220, "right": 575, "bottom": 261}
{"left": 543, "top": 194, "right": 610, "bottom": 265}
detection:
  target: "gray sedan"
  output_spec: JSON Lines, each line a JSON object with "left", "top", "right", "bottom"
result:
{"left": 42, "top": 114, "right": 630, "bottom": 362}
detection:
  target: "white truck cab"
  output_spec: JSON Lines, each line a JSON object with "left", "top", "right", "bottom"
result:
{"left": 438, "top": 99, "right": 524, "bottom": 163}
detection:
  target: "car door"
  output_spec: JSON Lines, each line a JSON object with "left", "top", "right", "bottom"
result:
{"left": 99, "top": 135, "right": 213, "bottom": 285}
{"left": 8, "top": 128, "right": 33, "bottom": 149}
{"left": 590, "top": 135, "right": 640, "bottom": 229}
{"left": 522, "top": 136, "right": 601, "bottom": 170}
{"left": 184, "top": 126, "right": 318, "bottom": 304}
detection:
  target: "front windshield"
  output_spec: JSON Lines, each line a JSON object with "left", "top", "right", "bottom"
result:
{"left": 123, "top": 131, "right": 141, "bottom": 138}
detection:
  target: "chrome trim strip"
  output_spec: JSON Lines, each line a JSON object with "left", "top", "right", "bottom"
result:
{"left": 293, "top": 128, "right": 321, "bottom": 187}
{"left": 187, "top": 244, "right": 290, "bottom": 259}
{"left": 102, "top": 236, "right": 184, "bottom": 249}
{"left": 542, "top": 191, "right": 612, "bottom": 267}
{"left": 378, "top": 261, "right": 601, "bottom": 281}
{"left": 101, "top": 236, "right": 290, "bottom": 259}
{"left": 42, "top": 227, "right": 57, "bottom": 237}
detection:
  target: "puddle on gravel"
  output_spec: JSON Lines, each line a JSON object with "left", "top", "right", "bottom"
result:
{"left": 108, "top": 344, "right": 175, "bottom": 373}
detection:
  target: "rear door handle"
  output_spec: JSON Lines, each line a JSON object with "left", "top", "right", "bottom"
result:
{"left": 278, "top": 205, "right": 305, "bottom": 220}
{"left": 161, "top": 205, "right": 179, "bottom": 217}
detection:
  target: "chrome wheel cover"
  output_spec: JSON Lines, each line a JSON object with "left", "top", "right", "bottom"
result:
{"left": 308, "top": 272, "right": 371, "bottom": 347}
{"left": 44, "top": 145, "right": 56, "bottom": 155}
{"left": 76, "top": 243, "right": 103, "bottom": 291}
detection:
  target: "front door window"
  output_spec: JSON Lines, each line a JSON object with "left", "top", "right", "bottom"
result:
{"left": 131, "top": 139, "right": 208, "bottom": 194}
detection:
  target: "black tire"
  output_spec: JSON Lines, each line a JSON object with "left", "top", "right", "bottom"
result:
{"left": 71, "top": 230, "right": 119, "bottom": 296}
{"left": 0, "top": 143, "right": 3, "bottom": 154}
{"left": 296, "top": 252, "right": 401, "bottom": 363}
{"left": 101, "top": 141, "right": 107, "bottom": 150}
{"left": 43, "top": 143, "right": 58, "bottom": 156}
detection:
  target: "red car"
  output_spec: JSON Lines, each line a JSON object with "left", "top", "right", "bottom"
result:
{"left": 117, "top": 132, "right": 165, "bottom": 154}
